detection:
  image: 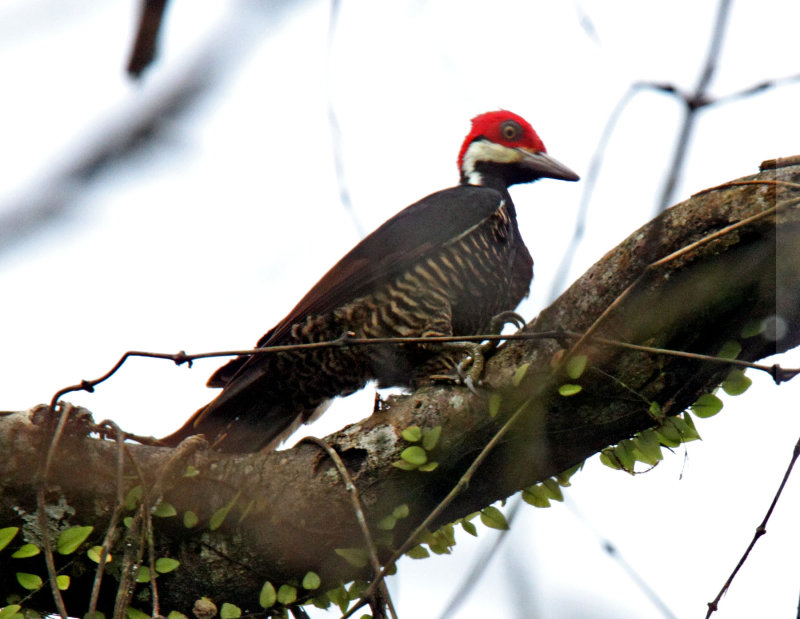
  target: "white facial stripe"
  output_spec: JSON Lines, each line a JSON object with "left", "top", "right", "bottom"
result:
{"left": 461, "top": 141, "right": 522, "bottom": 185}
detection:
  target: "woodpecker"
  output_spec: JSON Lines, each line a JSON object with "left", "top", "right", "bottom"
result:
{"left": 164, "top": 111, "right": 578, "bottom": 452}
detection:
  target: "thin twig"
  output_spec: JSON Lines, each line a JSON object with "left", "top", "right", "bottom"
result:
{"left": 36, "top": 485, "right": 69, "bottom": 619}
{"left": 712, "top": 72, "right": 800, "bottom": 107}
{"left": 88, "top": 420, "right": 128, "bottom": 617}
{"left": 126, "top": 0, "right": 170, "bottom": 77}
{"left": 145, "top": 504, "right": 160, "bottom": 617}
{"left": 113, "top": 504, "right": 147, "bottom": 619}
{"left": 300, "top": 437, "right": 397, "bottom": 619}
{"left": 705, "top": 435, "right": 800, "bottom": 618}
{"left": 111, "top": 445, "right": 152, "bottom": 618}
{"left": 326, "top": 0, "right": 364, "bottom": 239}
{"left": 655, "top": 0, "right": 733, "bottom": 212}
{"left": 48, "top": 327, "right": 800, "bottom": 427}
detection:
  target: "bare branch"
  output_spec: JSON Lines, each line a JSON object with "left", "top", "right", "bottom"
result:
{"left": 706, "top": 434, "right": 800, "bottom": 618}
{"left": 127, "top": 0, "right": 171, "bottom": 78}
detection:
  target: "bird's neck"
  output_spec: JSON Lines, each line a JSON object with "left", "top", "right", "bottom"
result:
{"left": 461, "top": 168, "right": 514, "bottom": 197}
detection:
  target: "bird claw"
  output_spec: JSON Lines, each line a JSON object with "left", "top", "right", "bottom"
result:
{"left": 462, "top": 374, "right": 481, "bottom": 396}
{"left": 489, "top": 310, "right": 527, "bottom": 333}
{"left": 427, "top": 313, "right": 526, "bottom": 395}
{"left": 429, "top": 342, "right": 484, "bottom": 396}
{"left": 429, "top": 372, "right": 482, "bottom": 396}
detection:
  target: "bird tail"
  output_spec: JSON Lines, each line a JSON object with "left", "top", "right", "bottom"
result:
{"left": 161, "top": 397, "right": 332, "bottom": 453}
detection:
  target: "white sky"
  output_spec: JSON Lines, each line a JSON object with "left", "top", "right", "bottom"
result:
{"left": 1, "top": 1, "right": 799, "bottom": 617}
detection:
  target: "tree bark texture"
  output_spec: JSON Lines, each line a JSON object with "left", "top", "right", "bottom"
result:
{"left": 1, "top": 158, "right": 799, "bottom": 615}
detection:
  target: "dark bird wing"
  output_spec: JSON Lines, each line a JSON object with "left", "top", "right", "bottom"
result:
{"left": 209, "top": 184, "right": 507, "bottom": 385}
{"left": 165, "top": 184, "right": 509, "bottom": 450}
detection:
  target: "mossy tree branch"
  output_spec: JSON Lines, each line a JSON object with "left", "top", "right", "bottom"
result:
{"left": 1, "top": 159, "right": 799, "bottom": 616}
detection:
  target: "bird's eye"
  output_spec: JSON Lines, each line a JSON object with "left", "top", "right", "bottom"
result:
{"left": 500, "top": 120, "right": 521, "bottom": 141}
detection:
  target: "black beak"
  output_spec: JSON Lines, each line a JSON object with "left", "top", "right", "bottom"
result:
{"left": 517, "top": 149, "right": 580, "bottom": 182}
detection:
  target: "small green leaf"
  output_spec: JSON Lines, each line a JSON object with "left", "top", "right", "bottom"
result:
{"left": 56, "top": 574, "right": 70, "bottom": 591}
{"left": 87, "top": 546, "right": 112, "bottom": 564}
{"left": 348, "top": 580, "right": 368, "bottom": 601}
{"left": 259, "top": 581, "right": 277, "bottom": 608}
{"left": 136, "top": 566, "right": 151, "bottom": 583}
{"left": 220, "top": 603, "right": 241, "bottom": 619}
{"left": 512, "top": 363, "right": 529, "bottom": 387}
{"left": 122, "top": 516, "right": 133, "bottom": 528}
{"left": 183, "top": 510, "right": 199, "bottom": 528}
{"left": 327, "top": 585, "right": 349, "bottom": 612}
{"left": 461, "top": 519, "right": 478, "bottom": 536}
{"left": 152, "top": 502, "right": 177, "bottom": 518}
{"left": 717, "top": 340, "right": 742, "bottom": 360}
{"left": 631, "top": 429, "right": 663, "bottom": 465}
{"left": 392, "top": 504, "right": 409, "bottom": 519}
{"left": 376, "top": 515, "right": 396, "bottom": 530}
{"left": 277, "top": 584, "right": 297, "bottom": 605}
{"left": 556, "top": 463, "right": 582, "bottom": 486}
{"left": 541, "top": 478, "right": 564, "bottom": 502}
{"left": 558, "top": 383, "right": 582, "bottom": 396}
{"left": 741, "top": 320, "right": 765, "bottom": 338}
{"left": 400, "top": 446, "right": 427, "bottom": 466}
{"left": 406, "top": 545, "right": 430, "bottom": 559}
{"left": 126, "top": 608, "right": 149, "bottom": 619}
{"left": 677, "top": 413, "right": 702, "bottom": 441}
{"left": 480, "top": 506, "right": 509, "bottom": 530}
{"left": 565, "top": 355, "right": 588, "bottom": 379}
{"left": 401, "top": 425, "right": 422, "bottom": 442}
{"left": 334, "top": 547, "right": 368, "bottom": 567}
{"left": 391, "top": 459, "right": 418, "bottom": 470}
{"left": 418, "top": 461, "right": 439, "bottom": 472}
{"left": 458, "top": 518, "right": 478, "bottom": 537}
{"left": 183, "top": 465, "right": 200, "bottom": 477}
{"left": 124, "top": 485, "right": 143, "bottom": 510}
{"left": 422, "top": 426, "right": 442, "bottom": 451}
{"left": 0, "top": 527, "right": 19, "bottom": 552}
{"left": 15, "top": 572, "right": 42, "bottom": 591}
{"left": 167, "top": 612, "right": 188, "bottom": 619}
{"left": 648, "top": 401, "right": 663, "bottom": 421}
{"left": 237, "top": 499, "right": 255, "bottom": 523}
{"left": 691, "top": 393, "right": 724, "bottom": 418}
{"left": 302, "top": 571, "right": 321, "bottom": 590}
{"left": 57, "top": 526, "right": 93, "bottom": 555}
{"left": 522, "top": 487, "right": 551, "bottom": 508}
{"left": 613, "top": 440, "right": 636, "bottom": 473}
{"left": 209, "top": 507, "right": 230, "bottom": 531}
{"left": 599, "top": 449, "right": 621, "bottom": 470}
{"left": 488, "top": 393, "right": 502, "bottom": 418}
{"left": 655, "top": 418, "right": 683, "bottom": 447}
{"left": 0, "top": 605, "right": 21, "bottom": 619}
{"left": 11, "top": 544, "right": 40, "bottom": 559}
{"left": 209, "top": 490, "right": 241, "bottom": 531}
{"left": 86, "top": 612, "right": 106, "bottom": 619}
{"left": 155, "top": 557, "right": 180, "bottom": 574}
{"left": 312, "top": 593, "right": 332, "bottom": 610}
{"left": 722, "top": 369, "right": 752, "bottom": 396}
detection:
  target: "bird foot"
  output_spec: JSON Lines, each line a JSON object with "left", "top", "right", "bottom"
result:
{"left": 428, "top": 313, "right": 526, "bottom": 395}
{"left": 429, "top": 342, "right": 485, "bottom": 396}
{"left": 488, "top": 310, "right": 527, "bottom": 334}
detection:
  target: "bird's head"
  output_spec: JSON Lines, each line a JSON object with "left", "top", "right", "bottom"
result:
{"left": 457, "top": 110, "right": 579, "bottom": 188}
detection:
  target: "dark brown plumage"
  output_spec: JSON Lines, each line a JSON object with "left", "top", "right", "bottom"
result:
{"left": 163, "top": 111, "right": 578, "bottom": 452}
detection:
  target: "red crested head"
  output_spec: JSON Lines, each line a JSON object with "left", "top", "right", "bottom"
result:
{"left": 457, "top": 110, "right": 578, "bottom": 187}
{"left": 457, "top": 111, "right": 546, "bottom": 171}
